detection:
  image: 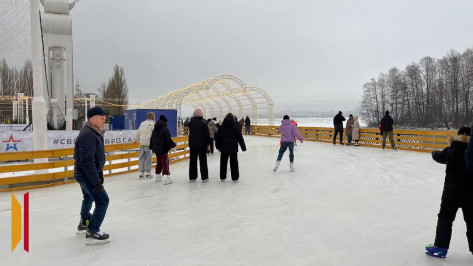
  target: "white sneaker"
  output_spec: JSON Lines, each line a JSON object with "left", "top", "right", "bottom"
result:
{"left": 290, "top": 163, "right": 294, "bottom": 172}
{"left": 163, "top": 176, "right": 173, "bottom": 185}
{"left": 138, "top": 172, "right": 144, "bottom": 178}
{"left": 155, "top": 174, "right": 162, "bottom": 182}
{"left": 273, "top": 161, "right": 280, "bottom": 172}
{"left": 145, "top": 172, "right": 153, "bottom": 179}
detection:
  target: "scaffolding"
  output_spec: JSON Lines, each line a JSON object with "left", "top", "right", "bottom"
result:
{"left": 139, "top": 74, "right": 274, "bottom": 127}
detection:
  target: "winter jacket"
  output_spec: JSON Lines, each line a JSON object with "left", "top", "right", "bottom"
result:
{"left": 352, "top": 116, "right": 360, "bottom": 140}
{"left": 345, "top": 117, "right": 354, "bottom": 135}
{"left": 208, "top": 120, "right": 218, "bottom": 139}
{"left": 380, "top": 115, "right": 394, "bottom": 133}
{"left": 188, "top": 117, "right": 211, "bottom": 149}
{"left": 239, "top": 119, "right": 245, "bottom": 131}
{"left": 215, "top": 116, "right": 246, "bottom": 153}
{"left": 150, "top": 120, "right": 176, "bottom": 155}
{"left": 74, "top": 124, "right": 105, "bottom": 187}
{"left": 279, "top": 119, "right": 303, "bottom": 143}
{"left": 135, "top": 119, "right": 155, "bottom": 146}
{"left": 245, "top": 117, "right": 251, "bottom": 126}
{"left": 432, "top": 134, "right": 473, "bottom": 186}
{"left": 333, "top": 114, "right": 345, "bottom": 131}
{"left": 466, "top": 126, "right": 473, "bottom": 173}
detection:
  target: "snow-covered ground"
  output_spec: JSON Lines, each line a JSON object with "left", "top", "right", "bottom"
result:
{"left": 1, "top": 135, "right": 472, "bottom": 265}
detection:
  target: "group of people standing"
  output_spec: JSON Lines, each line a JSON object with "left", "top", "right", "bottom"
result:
{"left": 332, "top": 110, "right": 396, "bottom": 149}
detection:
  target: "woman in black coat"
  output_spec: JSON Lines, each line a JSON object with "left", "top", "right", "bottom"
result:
{"left": 426, "top": 127, "right": 473, "bottom": 258}
{"left": 150, "top": 115, "right": 176, "bottom": 184}
{"left": 187, "top": 109, "right": 211, "bottom": 181}
{"left": 215, "top": 113, "right": 246, "bottom": 182}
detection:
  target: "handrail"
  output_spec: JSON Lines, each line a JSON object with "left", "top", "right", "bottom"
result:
{"left": 0, "top": 136, "right": 190, "bottom": 192}
{"left": 251, "top": 125, "right": 454, "bottom": 152}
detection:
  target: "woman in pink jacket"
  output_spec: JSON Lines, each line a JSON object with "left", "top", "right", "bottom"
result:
{"left": 274, "top": 115, "right": 304, "bottom": 172}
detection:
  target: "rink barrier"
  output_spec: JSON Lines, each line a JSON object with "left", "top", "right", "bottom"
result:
{"left": 251, "top": 125, "right": 454, "bottom": 152}
{"left": 0, "top": 136, "right": 190, "bottom": 192}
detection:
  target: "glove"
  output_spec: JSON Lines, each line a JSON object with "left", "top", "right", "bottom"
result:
{"left": 95, "top": 183, "right": 105, "bottom": 192}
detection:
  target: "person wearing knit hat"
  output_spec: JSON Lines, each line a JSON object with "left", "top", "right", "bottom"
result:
{"left": 187, "top": 109, "right": 211, "bottom": 181}
{"left": 150, "top": 114, "right": 176, "bottom": 185}
{"left": 273, "top": 115, "right": 304, "bottom": 172}
{"left": 135, "top": 112, "right": 156, "bottom": 179}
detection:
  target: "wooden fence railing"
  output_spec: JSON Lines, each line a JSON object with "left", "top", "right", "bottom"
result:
{"left": 0, "top": 136, "right": 190, "bottom": 192}
{"left": 251, "top": 125, "right": 454, "bottom": 153}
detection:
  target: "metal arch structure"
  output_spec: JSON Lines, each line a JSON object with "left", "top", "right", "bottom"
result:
{"left": 140, "top": 74, "right": 274, "bottom": 129}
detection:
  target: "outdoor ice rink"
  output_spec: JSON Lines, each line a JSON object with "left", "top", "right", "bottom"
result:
{"left": 1, "top": 135, "right": 472, "bottom": 265}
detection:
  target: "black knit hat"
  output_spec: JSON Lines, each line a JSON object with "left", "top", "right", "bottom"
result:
{"left": 87, "top": 107, "right": 106, "bottom": 119}
{"left": 159, "top": 115, "right": 168, "bottom": 122}
{"left": 458, "top": 127, "right": 471, "bottom": 135}
{"left": 283, "top": 115, "right": 290, "bottom": 120}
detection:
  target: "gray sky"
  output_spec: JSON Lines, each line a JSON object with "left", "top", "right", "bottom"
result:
{"left": 2, "top": 0, "right": 473, "bottom": 114}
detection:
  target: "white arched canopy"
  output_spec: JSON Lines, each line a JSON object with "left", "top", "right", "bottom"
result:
{"left": 140, "top": 74, "right": 274, "bottom": 128}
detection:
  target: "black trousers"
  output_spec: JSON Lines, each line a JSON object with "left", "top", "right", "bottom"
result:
{"left": 220, "top": 152, "right": 239, "bottom": 180}
{"left": 209, "top": 138, "right": 214, "bottom": 154}
{"left": 434, "top": 184, "right": 473, "bottom": 251}
{"left": 189, "top": 148, "right": 209, "bottom": 180}
{"left": 333, "top": 129, "right": 344, "bottom": 143}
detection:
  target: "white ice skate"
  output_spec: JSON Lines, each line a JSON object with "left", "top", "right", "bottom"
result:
{"left": 163, "top": 176, "right": 173, "bottom": 185}
{"left": 290, "top": 163, "right": 294, "bottom": 172}
{"left": 155, "top": 174, "right": 162, "bottom": 182}
{"left": 273, "top": 161, "right": 280, "bottom": 172}
{"left": 138, "top": 172, "right": 144, "bottom": 178}
{"left": 85, "top": 230, "right": 110, "bottom": 245}
{"left": 145, "top": 172, "right": 153, "bottom": 179}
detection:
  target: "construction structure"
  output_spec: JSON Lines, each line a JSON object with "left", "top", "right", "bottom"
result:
{"left": 139, "top": 74, "right": 274, "bottom": 127}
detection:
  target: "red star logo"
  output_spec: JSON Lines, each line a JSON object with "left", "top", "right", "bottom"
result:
{"left": 2, "top": 134, "right": 21, "bottom": 151}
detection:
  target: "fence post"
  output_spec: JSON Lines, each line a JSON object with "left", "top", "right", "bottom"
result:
{"left": 128, "top": 149, "right": 131, "bottom": 171}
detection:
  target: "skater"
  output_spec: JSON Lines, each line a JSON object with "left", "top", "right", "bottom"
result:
{"left": 426, "top": 127, "right": 473, "bottom": 258}
{"left": 465, "top": 126, "right": 473, "bottom": 173}
{"left": 245, "top": 116, "right": 251, "bottom": 135}
{"left": 150, "top": 115, "right": 176, "bottom": 184}
{"left": 188, "top": 109, "right": 211, "bottom": 182}
{"left": 208, "top": 118, "right": 218, "bottom": 155}
{"left": 345, "top": 114, "right": 354, "bottom": 145}
{"left": 135, "top": 112, "right": 155, "bottom": 178}
{"left": 215, "top": 113, "right": 247, "bottom": 182}
{"left": 239, "top": 117, "right": 245, "bottom": 132}
{"left": 73, "top": 107, "right": 110, "bottom": 245}
{"left": 273, "top": 115, "right": 304, "bottom": 172}
{"left": 380, "top": 111, "right": 396, "bottom": 149}
{"left": 352, "top": 116, "right": 360, "bottom": 146}
{"left": 333, "top": 111, "right": 345, "bottom": 145}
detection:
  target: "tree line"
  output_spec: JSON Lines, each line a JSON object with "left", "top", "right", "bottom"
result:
{"left": 360, "top": 47, "right": 473, "bottom": 130}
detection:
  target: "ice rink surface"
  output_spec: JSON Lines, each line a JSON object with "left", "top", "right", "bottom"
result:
{"left": 1, "top": 136, "right": 472, "bottom": 265}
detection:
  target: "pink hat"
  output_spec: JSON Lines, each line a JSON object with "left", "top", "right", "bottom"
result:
{"left": 193, "top": 109, "right": 203, "bottom": 117}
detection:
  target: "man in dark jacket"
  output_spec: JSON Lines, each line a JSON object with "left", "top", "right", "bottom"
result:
{"left": 426, "top": 127, "right": 473, "bottom": 258}
{"left": 188, "top": 109, "right": 211, "bottom": 181}
{"left": 73, "top": 107, "right": 110, "bottom": 245}
{"left": 245, "top": 116, "right": 251, "bottom": 135}
{"left": 150, "top": 115, "right": 176, "bottom": 184}
{"left": 333, "top": 111, "right": 346, "bottom": 145}
{"left": 380, "top": 111, "right": 396, "bottom": 149}
{"left": 215, "top": 113, "right": 247, "bottom": 182}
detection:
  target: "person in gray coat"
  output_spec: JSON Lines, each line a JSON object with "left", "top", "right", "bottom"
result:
{"left": 208, "top": 118, "right": 218, "bottom": 155}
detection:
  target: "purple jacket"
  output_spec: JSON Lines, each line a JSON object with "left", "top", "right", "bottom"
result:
{"left": 279, "top": 119, "right": 303, "bottom": 142}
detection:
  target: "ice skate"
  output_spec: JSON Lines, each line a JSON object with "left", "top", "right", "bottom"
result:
{"left": 76, "top": 218, "right": 89, "bottom": 235}
{"left": 85, "top": 230, "right": 110, "bottom": 245}
{"left": 138, "top": 172, "right": 144, "bottom": 178}
{"left": 425, "top": 244, "right": 447, "bottom": 258}
{"left": 155, "top": 174, "right": 162, "bottom": 182}
{"left": 163, "top": 176, "right": 173, "bottom": 185}
{"left": 273, "top": 161, "right": 280, "bottom": 172}
{"left": 232, "top": 180, "right": 238, "bottom": 183}
{"left": 145, "top": 172, "right": 153, "bottom": 179}
{"left": 290, "top": 163, "right": 294, "bottom": 172}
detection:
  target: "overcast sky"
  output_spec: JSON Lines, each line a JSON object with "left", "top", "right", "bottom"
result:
{"left": 2, "top": 0, "right": 473, "bottom": 114}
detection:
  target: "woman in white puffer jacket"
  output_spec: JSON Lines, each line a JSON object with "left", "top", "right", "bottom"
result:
{"left": 135, "top": 112, "right": 155, "bottom": 178}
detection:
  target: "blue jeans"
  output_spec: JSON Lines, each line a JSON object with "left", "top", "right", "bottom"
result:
{"left": 277, "top": 142, "right": 295, "bottom": 163}
{"left": 245, "top": 125, "right": 251, "bottom": 135}
{"left": 347, "top": 135, "right": 352, "bottom": 144}
{"left": 74, "top": 172, "right": 109, "bottom": 233}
